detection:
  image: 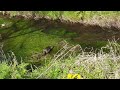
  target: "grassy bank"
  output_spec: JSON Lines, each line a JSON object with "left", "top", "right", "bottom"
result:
{"left": 1, "top": 40, "right": 120, "bottom": 79}
{"left": 0, "top": 12, "right": 120, "bottom": 79}
{"left": 1, "top": 11, "right": 120, "bottom": 28}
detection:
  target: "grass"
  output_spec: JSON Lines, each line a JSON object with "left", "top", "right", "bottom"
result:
{"left": 2, "top": 11, "right": 120, "bottom": 28}
{"left": 1, "top": 40, "right": 120, "bottom": 79}
{"left": 1, "top": 12, "right": 120, "bottom": 79}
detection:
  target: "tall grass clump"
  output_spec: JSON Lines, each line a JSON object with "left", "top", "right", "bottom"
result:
{"left": 35, "top": 40, "right": 120, "bottom": 79}
{"left": 0, "top": 43, "right": 29, "bottom": 79}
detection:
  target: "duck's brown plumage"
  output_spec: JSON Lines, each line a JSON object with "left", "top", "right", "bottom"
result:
{"left": 42, "top": 46, "right": 54, "bottom": 56}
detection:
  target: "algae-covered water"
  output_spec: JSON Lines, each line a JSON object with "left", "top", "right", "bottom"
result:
{"left": 0, "top": 16, "right": 120, "bottom": 62}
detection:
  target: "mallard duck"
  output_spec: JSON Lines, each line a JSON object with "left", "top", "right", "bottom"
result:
{"left": 42, "top": 46, "right": 54, "bottom": 56}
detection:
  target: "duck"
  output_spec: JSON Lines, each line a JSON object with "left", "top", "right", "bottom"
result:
{"left": 42, "top": 46, "right": 54, "bottom": 56}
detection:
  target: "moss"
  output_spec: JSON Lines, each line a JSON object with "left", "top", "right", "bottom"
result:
{"left": 79, "top": 41, "right": 107, "bottom": 50}
{"left": 0, "top": 16, "right": 115, "bottom": 63}
{"left": 3, "top": 29, "right": 62, "bottom": 61}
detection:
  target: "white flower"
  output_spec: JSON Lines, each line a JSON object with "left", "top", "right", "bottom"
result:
{"left": 1, "top": 24, "right": 5, "bottom": 27}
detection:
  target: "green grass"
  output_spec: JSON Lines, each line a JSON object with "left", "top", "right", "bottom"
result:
{"left": 5, "top": 11, "right": 120, "bottom": 20}
{"left": 79, "top": 41, "right": 107, "bottom": 50}
{"left": 1, "top": 40, "right": 120, "bottom": 79}
{"left": 0, "top": 61, "right": 29, "bottom": 79}
{"left": 1, "top": 11, "right": 120, "bottom": 28}
{"left": 1, "top": 13, "right": 120, "bottom": 79}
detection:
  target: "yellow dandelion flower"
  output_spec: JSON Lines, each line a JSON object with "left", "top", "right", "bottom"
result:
{"left": 67, "top": 74, "right": 73, "bottom": 79}
{"left": 72, "top": 74, "right": 83, "bottom": 79}
{"left": 67, "top": 74, "right": 83, "bottom": 79}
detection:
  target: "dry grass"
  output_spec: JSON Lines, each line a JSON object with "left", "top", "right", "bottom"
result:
{"left": 1, "top": 11, "right": 120, "bottom": 29}
{"left": 84, "top": 15, "right": 120, "bottom": 29}
{"left": 36, "top": 40, "right": 120, "bottom": 79}
{"left": 1, "top": 40, "right": 120, "bottom": 79}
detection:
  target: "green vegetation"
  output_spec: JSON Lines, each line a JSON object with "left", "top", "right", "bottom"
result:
{"left": 1, "top": 11, "right": 120, "bottom": 28}
{"left": 0, "top": 11, "right": 120, "bottom": 79}
{"left": 1, "top": 40, "right": 120, "bottom": 79}
{"left": 3, "top": 29, "right": 62, "bottom": 59}
{"left": 0, "top": 17, "right": 79, "bottom": 62}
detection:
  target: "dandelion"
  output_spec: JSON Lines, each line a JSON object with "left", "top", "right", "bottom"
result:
{"left": 67, "top": 74, "right": 83, "bottom": 79}
{"left": 67, "top": 74, "right": 73, "bottom": 79}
